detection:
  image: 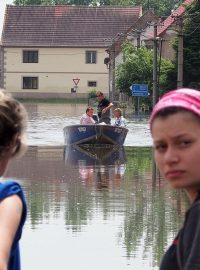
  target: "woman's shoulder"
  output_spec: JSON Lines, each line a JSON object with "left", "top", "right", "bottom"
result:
{"left": 186, "top": 197, "right": 200, "bottom": 220}
{"left": 0, "top": 180, "right": 26, "bottom": 202}
{"left": 0, "top": 180, "right": 27, "bottom": 226}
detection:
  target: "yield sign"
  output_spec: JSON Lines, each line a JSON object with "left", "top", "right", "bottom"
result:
{"left": 73, "top": 78, "right": 80, "bottom": 86}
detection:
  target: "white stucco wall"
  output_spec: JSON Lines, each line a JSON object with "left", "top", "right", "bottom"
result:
{"left": 3, "top": 47, "right": 109, "bottom": 97}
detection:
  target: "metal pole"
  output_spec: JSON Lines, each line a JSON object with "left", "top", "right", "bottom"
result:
{"left": 177, "top": 17, "right": 183, "bottom": 89}
{"left": 111, "top": 45, "right": 115, "bottom": 101}
{"left": 152, "top": 23, "right": 158, "bottom": 181}
{"left": 137, "top": 32, "right": 141, "bottom": 48}
{"left": 153, "top": 24, "right": 158, "bottom": 107}
{"left": 108, "top": 59, "right": 111, "bottom": 100}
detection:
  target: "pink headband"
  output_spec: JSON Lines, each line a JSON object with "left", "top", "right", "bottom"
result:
{"left": 150, "top": 88, "right": 200, "bottom": 129}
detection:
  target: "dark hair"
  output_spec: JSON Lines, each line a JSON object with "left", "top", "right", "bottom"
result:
{"left": 96, "top": 91, "right": 104, "bottom": 97}
{"left": 0, "top": 89, "right": 27, "bottom": 157}
{"left": 86, "top": 106, "right": 94, "bottom": 113}
{"left": 154, "top": 106, "right": 200, "bottom": 123}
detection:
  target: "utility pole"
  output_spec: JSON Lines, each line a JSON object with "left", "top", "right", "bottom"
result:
{"left": 105, "top": 36, "right": 121, "bottom": 101}
{"left": 152, "top": 23, "right": 159, "bottom": 182}
{"left": 177, "top": 16, "right": 183, "bottom": 88}
{"left": 110, "top": 44, "right": 116, "bottom": 101}
{"left": 137, "top": 33, "right": 141, "bottom": 48}
{"left": 153, "top": 23, "right": 158, "bottom": 107}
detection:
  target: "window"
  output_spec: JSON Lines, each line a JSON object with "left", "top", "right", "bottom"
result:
{"left": 88, "top": 81, "right": 97, "bottom": 87}
{"left": 23, "top": 77, "right": 38, "bottom": 89}
{"left": 86, "top": 51, "right": 96, "bottom": 64}
{"left": 23, "top": 50, "right": 38, "bottom": 63}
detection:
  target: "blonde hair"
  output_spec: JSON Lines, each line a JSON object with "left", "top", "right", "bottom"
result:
{"left": 0, "top": 89, "right": 28, "bottom": 157}
{"left": 114, "top": 108, "right": 122, "bottom": 116}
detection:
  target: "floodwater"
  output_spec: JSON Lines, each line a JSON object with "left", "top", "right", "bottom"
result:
{"left": 26, "top": 103, "right": 152, "bottom": 147}
{"left": 5, "top": 103, "right": 188, "bottom": 270}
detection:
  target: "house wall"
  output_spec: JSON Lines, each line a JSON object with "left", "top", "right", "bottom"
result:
{"left": 3, "top": 47, "right": 109, "bottom": 98}
{"left": 140, "top": 24, "right": 154, "bottom": 47}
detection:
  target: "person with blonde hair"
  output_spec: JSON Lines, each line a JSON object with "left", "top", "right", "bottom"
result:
{"left": 113, "top": 108, "right": 127, "bottom": 127}
{"left": 150, "top": 88, "right": 200, "bottom": 269}
{"left": 0, "top": 89, "right": 28, "bottom": 270}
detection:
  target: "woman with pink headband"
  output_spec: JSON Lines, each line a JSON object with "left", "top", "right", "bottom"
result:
{"left": 150, "top": 88, "right": 200, "bottom": 269}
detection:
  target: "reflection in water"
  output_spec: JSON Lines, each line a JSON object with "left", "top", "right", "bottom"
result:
{"left": 4, "top": 146, "right": 188, "bottom": 270}
{"left": 64, "top": 145, "right": 127, "bottom": 190}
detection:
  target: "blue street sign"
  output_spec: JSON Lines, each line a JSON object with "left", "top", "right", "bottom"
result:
{"left": 130, "top": 84, "right": 149, "bottom": 97}
{"left": 132, "top": 91, "right": 149, "bottom": 97}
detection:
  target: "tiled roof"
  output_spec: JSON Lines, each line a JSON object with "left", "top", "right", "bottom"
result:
{"left": 127, "top": 9, "right": 159, "bottom": 33}
{"left": 1, "top": 5, "right": 142, "bottom": 47}
{"left": 157, "top": 0, "right": 195, "bottom": 36}
{"left": 112, "top": 10, "right": 159, "bottom": 56}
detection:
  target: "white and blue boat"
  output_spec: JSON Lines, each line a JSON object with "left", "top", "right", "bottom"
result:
{"left": 63, "top": 124, "right": 128, "bottom": 145}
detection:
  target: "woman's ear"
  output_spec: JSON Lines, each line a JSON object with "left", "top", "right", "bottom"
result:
{"left": 9, "top": 134, "right": 20, "bottom": 156}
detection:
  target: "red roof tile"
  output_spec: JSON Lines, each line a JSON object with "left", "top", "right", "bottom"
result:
{"left": 157, "top": 0, "right": 195, "bottom": 36}
{"left": 1, "top": 5, "right": 142, "bottom": 47}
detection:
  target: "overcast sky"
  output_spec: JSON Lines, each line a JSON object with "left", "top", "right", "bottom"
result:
{"left": 0, "top": 0, "right": 13, "bottom": 35}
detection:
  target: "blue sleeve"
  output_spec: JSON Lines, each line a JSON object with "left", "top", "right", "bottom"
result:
{"left": 0, "top": 181, "right": 27, "bottom": 243}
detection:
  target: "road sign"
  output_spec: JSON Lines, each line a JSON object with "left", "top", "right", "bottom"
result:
{"left": 73, "top": 78, "right": 80, "bottom": 86}
{"left": 130, "top": 84, "right": 149, "bottom": 97}
{"left": 132, "top": 91, "right": 149, "bottom": 97}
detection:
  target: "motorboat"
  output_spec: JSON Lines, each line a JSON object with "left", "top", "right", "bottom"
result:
{"left": 63, "top": 124, "right": 128, "bottom": 145}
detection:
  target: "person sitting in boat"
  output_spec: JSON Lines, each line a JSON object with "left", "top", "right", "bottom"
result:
{"left": 96, "top": 91, "right": 113, "bottom": 125}
{"left": 113, "top": 108, "right": 127, "bottom": 127}
{"left": 80, "top": 106, "right": 96, "bottom": 125}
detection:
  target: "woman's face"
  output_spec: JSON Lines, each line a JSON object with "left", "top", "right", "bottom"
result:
{"left": 152, "top": 111, "right": 200, "bottom": 197}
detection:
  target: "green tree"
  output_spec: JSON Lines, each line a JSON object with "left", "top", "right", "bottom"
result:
{"left": 13, "top": 0, "right": 182, "bottom": 17}
{"left": 14, "top": 0, "right": 92, "bottom": 4}
{"left": 183, "top": 0, "right": 200, "bottom": 89}
{"left": 116, "top": 41, "right": 175, "bottom": 104}
{"left": 116, "top": 42, "right": 153, "bottom": 95}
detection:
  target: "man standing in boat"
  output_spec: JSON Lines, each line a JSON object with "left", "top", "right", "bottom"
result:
{"left": 96, "top": 91, "right": 113, "bottom": 125}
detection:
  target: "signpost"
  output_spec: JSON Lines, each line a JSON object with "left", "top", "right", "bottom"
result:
{"left": 130, "top": 84, "right": 149, "bottom": 97}
{"left": 129, "top": 84, "right": 149, "bottom": 116}
{"left": 73, "top": 78, "right": 80, "bottom": 86}
{"left": 72, "top": 78, "right": 80, "bottom": 93}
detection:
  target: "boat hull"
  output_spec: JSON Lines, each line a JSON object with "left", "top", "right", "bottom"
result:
{"left": 63, "top": 124, "right": 128, "bottom": 145}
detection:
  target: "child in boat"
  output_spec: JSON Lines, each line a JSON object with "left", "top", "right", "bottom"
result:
{"left": 80, "top": 106, "right": 96, "bottom": 125}
{"left": 113, "top": 108, "right": 127, "bottom": 127}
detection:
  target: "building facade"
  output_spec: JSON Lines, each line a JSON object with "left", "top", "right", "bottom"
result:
{"left": 0, "top": 5, "right": 142, "bottom": 99}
